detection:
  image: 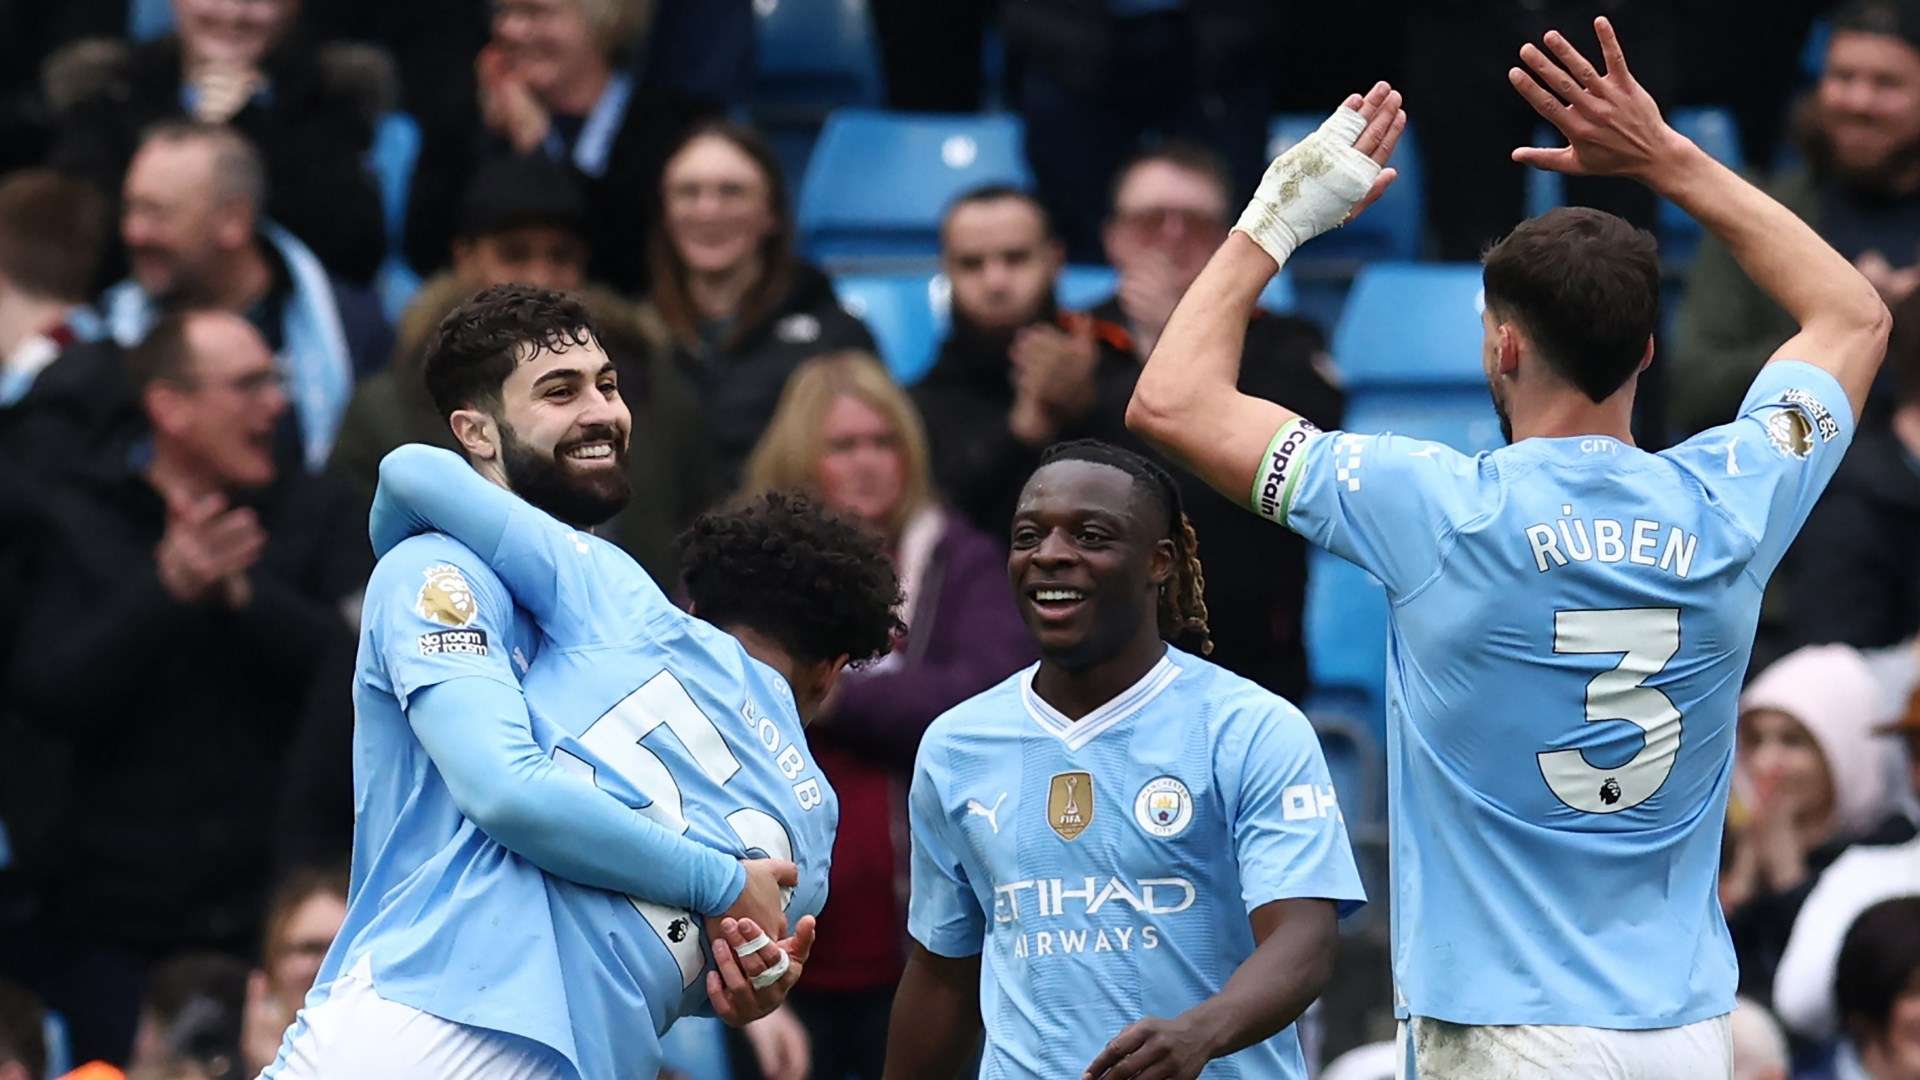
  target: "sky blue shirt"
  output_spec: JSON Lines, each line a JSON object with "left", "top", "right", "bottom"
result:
{"left": 1252, "top": 360, "right": 1856, "bottom": 1028}
{"left": 271, "top": 446, "right": 837, "bottom": 1080}
{"left": 908, "top": 647, "right": 1364, "bottom": 1078}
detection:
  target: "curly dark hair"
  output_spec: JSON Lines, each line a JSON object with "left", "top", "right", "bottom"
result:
{"left": 676, "top": 490, "right": 904, "bottom": 665}
{"left": 1039, "top": 439, "right": 1212, "bottom": 656}
{"left": 423, "top": 283, "right": 597, "bottom": 420}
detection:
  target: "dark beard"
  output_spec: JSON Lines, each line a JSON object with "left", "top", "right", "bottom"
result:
{"left": 1490, "top": 384, "right": 1514, "bottom": 445}
{"left": 499, "top": 421, "right": 632, "bottom": 527}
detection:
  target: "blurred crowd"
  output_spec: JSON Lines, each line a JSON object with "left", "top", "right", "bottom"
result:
{"left": 0, "top": 1, "right": 1916, "bottom": 1079}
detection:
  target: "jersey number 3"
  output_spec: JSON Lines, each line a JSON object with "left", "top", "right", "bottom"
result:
{"left": 556, "top": 670, "right": 796, "bottom": 988}
{"left": 1537, "top": 608, "right": 1682, "bottom": 814}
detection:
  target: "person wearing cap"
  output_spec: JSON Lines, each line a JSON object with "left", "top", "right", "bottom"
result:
{"left": 1673, "top": 0, "right": 1920, "bottom": 439}
{"left": 327, "top": 155, "right": 703, "bottom": 587}
{"left": 1723, "top": 644, "right": 1913, "bottom": 1006}
{"left": 1774, "top": 650, "right": 1920, "bottom": 1044}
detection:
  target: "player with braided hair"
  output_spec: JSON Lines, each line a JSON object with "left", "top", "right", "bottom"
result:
{"left": 1040, "top": 439, "right": 1214, "bottom": 658}
{"left": 884, "top": 439, "right": 1363, "bottom": 1080}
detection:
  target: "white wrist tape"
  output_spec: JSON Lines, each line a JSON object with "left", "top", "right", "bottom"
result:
{"left": 749, "top": 947, "right": 791, "bottom": 990}
{"left": 1233, "top": 106, "right": 1383, "bottom": 267}
{"left": 735, "top": 932, "right": 773, "bottom": 956}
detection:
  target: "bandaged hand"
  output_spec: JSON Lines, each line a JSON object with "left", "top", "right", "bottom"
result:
{"left": 1234, "top": 84, "right": 1403, "bottom": 267}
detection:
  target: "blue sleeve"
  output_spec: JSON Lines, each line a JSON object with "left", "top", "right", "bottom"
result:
{"left": 366, "top": 538, "right": 746, "bottom": 916}
{"left": 1661, "top": 361, "right": 1855, "bottom": 585}
{"left": 1252, "top": 418, "right": 1490, "bottom": 599}
{"left": 905, "top": 726, "right": 986, "bottom": 957}
{"left": 409, "top": 679, "right": 747, "bottom": 917}
{"left": 368, "top": 536, "right": 523, "bottom": 708}
{"left": 1216, "top": 695, "right": 1367, "bottom": 918}
{"left": 372, "top": 444, "right": 676, "bottom": 645}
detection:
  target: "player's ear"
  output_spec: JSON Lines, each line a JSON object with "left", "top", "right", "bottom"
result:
{"left": 1148, "top": 537, "right": 1176, "bottom": 589}
{"left": 449, "top": 407, "right": 501, "bottom": 462}
{"left": 1638, "top": 335, "right": 1654, "bottom": 373}
{"left": 1497, "top": 324, "right": 1522, "bottom": 376}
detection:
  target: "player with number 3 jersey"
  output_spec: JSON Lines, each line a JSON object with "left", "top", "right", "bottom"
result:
{"left": 1128, "top": 22, "right": 1889, "bottom": 1080}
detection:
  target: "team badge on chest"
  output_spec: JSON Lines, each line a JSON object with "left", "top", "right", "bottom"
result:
{"left": 1047, "top": 771, "right": 1094, "bottom": 841}
{"left": 1134, "top": 776, "right": 1194, "bottom": 838}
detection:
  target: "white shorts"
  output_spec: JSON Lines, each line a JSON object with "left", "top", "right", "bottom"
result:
{"left": 262, "top": 958, "right": 571, "bottom": 1080}
{"left": 1396, "top": 1014, "right": 1732, "bottom": 1080}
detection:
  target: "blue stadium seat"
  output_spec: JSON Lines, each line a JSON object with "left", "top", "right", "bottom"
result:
{"left": 1266, "top": 116, "right": 1425, "bottom": 263}
{"left": 832, "top": 272, "right": 950, "bottom": 385}
{"left": 1526, "top": 107, "right": 1745, "bottom": 264}
{"left": 799, "top": 110, "right": 1033, "bottom": 265}
{"left": 1307, "top": 264, "right": 1503, "bottom": 740}
{"left": 1330, "top": 263, "right": 1487, "bottom": 390}
{"left": 1054, "top": 265, "right": 1297, "bottom": 314}
{"left": 752, "top": 0, "right": 883, "bottom": 110}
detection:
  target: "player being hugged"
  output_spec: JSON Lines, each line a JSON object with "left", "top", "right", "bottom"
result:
{"left": 1127, "top": 22, "right": 1889, "bottom": 1080}
{"left": 882, "top": 440, "right": 1365, "bottom": 1080}
{"left": 265, "top": 286, "right": 902, "bottom": 1079}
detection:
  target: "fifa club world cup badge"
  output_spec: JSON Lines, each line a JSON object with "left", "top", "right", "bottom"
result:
{"left": 1048, "top": 772, "right": 1094, "bottom": 841}
{"left": 1134, "top": 776, "right": 1194, "bottom": 839}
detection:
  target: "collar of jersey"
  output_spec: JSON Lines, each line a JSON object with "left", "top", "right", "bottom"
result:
{"left": 1020, "top": 654, "right": 1182, "bottom": 751}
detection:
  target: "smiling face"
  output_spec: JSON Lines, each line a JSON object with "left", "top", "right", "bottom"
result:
{"left": 662, "top": 132, "right": 777, "bottom": 280}
{"left": 122, "top": 137, "right": 250, "bottom": 305}
{"left": 490, "top": 0, "right": 603, "bottom": 101}
{"left": 1008, "top": 459, "right": 1172, "bottom": 669}
{"left": 145, "top": 312, "right": 287, "bottom": 489}
{"left": 174, "top": 0, "right": 298, "bottom": 68}
{"left": 481, "top": 333, "right": 633, "bottom": 526}
{"left": 1819, "top": 30, "right": 1920, "bottom": 182}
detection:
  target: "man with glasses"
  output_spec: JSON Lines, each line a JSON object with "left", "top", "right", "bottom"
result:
{"left": 1093, "top": 142, "right": 1345, "bottom": 700}
{"left": 0, "top": 309, "right": 366, "bottom": 1065}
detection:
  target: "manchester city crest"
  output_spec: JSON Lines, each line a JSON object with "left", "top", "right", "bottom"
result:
{"left": 1134, "top": 776, "right": 1194, "bottom": 839}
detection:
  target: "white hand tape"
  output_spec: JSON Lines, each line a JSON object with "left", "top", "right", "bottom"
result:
{"left": 749, "top": 947, "right": 791, "bottom": 990}
{"left": 735, "top": 932, "right": 773, "bottom": 956}
{"left": 1233, "top": 105, "right": 1383, "bottom": 266}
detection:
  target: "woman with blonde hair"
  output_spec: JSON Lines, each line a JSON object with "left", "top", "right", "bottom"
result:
{"left": 740, "top": 351, "right": 1032, "bottom": 1080}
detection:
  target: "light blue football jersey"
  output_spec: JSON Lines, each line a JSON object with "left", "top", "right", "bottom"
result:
{"left": 908, "top": 646, "right": 1365, "bottom": 1079}
{"left": 1251, "top": 360, "right": 1856, "bottom": 1028}
{"left": 287, "top": 448, "right": 838, "bottom": 1080}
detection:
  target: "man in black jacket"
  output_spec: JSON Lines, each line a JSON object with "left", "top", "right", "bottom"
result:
{"left": 1787, "top": 290, "right": 1920, "bottom": 649}
{"left": 0, "top": 310, "right": 364, "bottom": 1066}
{"left": 1090, "top": 143, "right": 1344, "bottom": 699}
{"left": 913, "top": 186, "right": 1138, "bottom": 538}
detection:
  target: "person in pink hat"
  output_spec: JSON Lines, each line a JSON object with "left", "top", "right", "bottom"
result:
{"left": 1723, "top": 644, "right": 1910, "bottom": 1006}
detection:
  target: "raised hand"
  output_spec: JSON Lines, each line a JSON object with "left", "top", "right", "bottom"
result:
{"left": 1508, "top": 17, "right": 1683, "bottom": 181}
{"left": 1234, "top": 81, "right": 1405, "bottom": 266}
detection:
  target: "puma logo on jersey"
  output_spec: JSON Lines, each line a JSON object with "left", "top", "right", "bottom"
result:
{"left": 967, "top": 792, "right": 1007, "bottom": 833}
{"left": 1407, "top": 445, "right": 1443, "bottom": 459}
